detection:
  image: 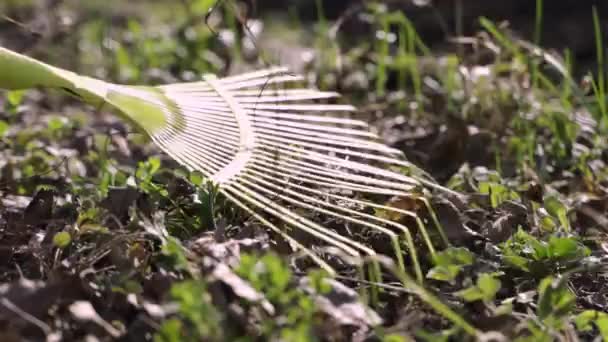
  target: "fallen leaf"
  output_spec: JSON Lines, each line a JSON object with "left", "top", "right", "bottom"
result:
{"left": 300, "top": 277, "right": 382, "bottom": 328}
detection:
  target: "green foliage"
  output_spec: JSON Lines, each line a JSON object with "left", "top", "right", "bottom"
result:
{"left": 308, "top": 0, "right": 342, "bottom": 90}
{"left": 191, "top": 0, "right": 219, "bottom": 14}
{"left": 536, "top": 277, "right": 575, "bottom": 328}
{"left": 501, "top": 230, "right": 590, "bottom": 276}
{"left": 188, "top": 170, "right": 205, "bottom": 187}
{"left": 0, "top": 120, "right": 8, "bottom": 137}
{"left": 154, "top": 251, "right": 327, "bottom": 342}
{"left": 367, "top": 3, "right": 428, "bottom": 99}
{"left": 574, "top": 310, "right": 608, "bottom": 340}
{"left": 508, "top": 276, "right": 580, "bottom": 341}
{"left": 427, "top": 247, "right": 474, "bottom": 282}
{"left": 455, "top": 273, "right": 501, "bottom": 303}
{"left": 135, "top": 156, "right": 166, "bottom": 195}
{"left": 154, "top": 318, "right": 184, "bottom": 342}
{"left": 237, "top": 253, "right": 320, "bottom": 341}
{"left": 77, "top": 1, "right": 223, "bottom": 84}
{"left": 536, "top": 109, "right": 578, "bottom": 161}
{"left": 160, "top": 237, "right": 191, "bottom": 273}
{"left": 478, "top": 181, "right": 520, "bottom": 208}
{"left": 1, "top": 90, "right": 24, "bottom": 136}
{"left": 542, "top": 196, "right": 570, "bottom": 232}
{"left": 155, "top": 280, "right": 223, "bottom": 342}
{"left": 52, "top": 231, "right": 72, "bottom": 249}
{"left": 46, "top": 116, "right": 68, "bottom": 139}
{"left": 6, "top": 89, "right": 24, "bottom": 111}
{"left": 590, "top": 6, "right": 607, "bottom": 125}
{"left": 381, "top": 334, "right": 409, "bottom": 342}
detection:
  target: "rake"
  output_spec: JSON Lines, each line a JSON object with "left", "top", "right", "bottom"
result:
{"left": 0, "top": 46, "right": 455, "bottom": 278}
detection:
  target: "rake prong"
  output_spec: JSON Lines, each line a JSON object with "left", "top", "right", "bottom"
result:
{"left": 146, "top": 67, "right": 449, "bottom": 271}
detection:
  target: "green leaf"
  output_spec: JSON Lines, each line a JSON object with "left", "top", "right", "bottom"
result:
{"left": 478, "top": 182, "right": 519, "bottom": 208}
{"left": 161, "top": 237, "right": 190, "bottom": 272}
{"left": 192, "top": 0, "right": 219, "bottom": 15}
{"left": 189, "top": 170, "right": 205, "bottom": 187}
{"left": 382, "top": 334, "right": 407, "bottom": 342}
{"left": 164, "top": 279, "right": 222, "bottom": 340}
{"left": 502, "top": 255, "right": 530, "bottom": 272}
{"left": 455, "top": 273, "right": 501, "bottom": 302}
{"left": 46, "top": 116, "right": 73, "bottom": 140}
{"left": 427, "top": 247, "right": 474, "bottom": 282}
{"left": 544, "top": 196, "right": 570, "bottom": 231}
{"left": 455, "top": 286, "right": 484, "bottom": 302}
{"left": 477, "top": 273, "right": 501, "bottom": 301}
{"left": 434, "top": 247, "right": 475, "bottom": 266}
{"left": 308, "top": 269, "right": 332, "bottom": 294}
{"left": 494, "top": 301, "right": 513, "bottom": 316}
{"left": 574, "top": 310, "right": 608, "bottom": 340}
{"left": 574, "top": 310, "right": 599, "bottom": 332}
{"left": 547, "top": 236, "right": 588, "bottom": 259}
{"left": 539, "top": 215, "right": 556, "bottom": 231}
{"left": 6, "top": 90, "right": 25, "bottom": 107}
{"left": 47, "top": 116, "right": 65, "bottom": 132}
{"left": 598, "top": 315, "right": 608, "bottom": 340}
{"left": 501, "top": 229, "right": 590, "bottom": 277}
{"left": 154, "top": 318, "right": 183, "bottom": 342}
{"left": 53, "top": 231, "right": 72, "bottom": 249}
{"left": 0, "top": 120, "right": 9, "bottom": 137}
{"left": 536, "top": 276, "right": 575, "bottom": 328}
{"left": 148, "top": 156, "right": 161, "bottom": 174}
{"left": 501, "top": 229, "right": 545, "bottom": 271}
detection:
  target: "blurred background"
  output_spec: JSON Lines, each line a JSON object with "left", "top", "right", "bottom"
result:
{"left": 2, "top": 0, "right": 607, "bottom": 83}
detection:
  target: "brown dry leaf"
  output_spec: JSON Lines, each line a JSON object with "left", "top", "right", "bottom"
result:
{"left": 211, "top": 263, "right": 275, "bottom": 315}
{"left": 431, "top": 196, "right": 477, "bottom": 244}
{"left": 0, "top": 276, "right": 84, "bottom": 324}
{"left": 100, "top": 186, "right": 140, "bottom": 224}
{"left": 22, "top": 189, "right": 55, "bottom": 226}
{"left": 189, "top": 234, "right": 268, "bottom": 269}
{"left": 486, "top": 214, "right": 518, "bottom": 244}
{"left": 379, "top": 196, "right": 424, "bottom": 222}
{"left": 300, "top": 277, "right": 382, "bottom": 329}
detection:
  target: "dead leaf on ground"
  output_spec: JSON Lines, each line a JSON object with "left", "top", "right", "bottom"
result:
{"left": 100, "top": 186, "right": 140, "bottom": 224}
{"left": 300, "top": 277, "right": 382, "bottom": 329}
{"left": 22, "top": 189, "right": 55, "bottom": 226}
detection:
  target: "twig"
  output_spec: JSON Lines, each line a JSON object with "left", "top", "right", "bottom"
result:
{"left": 0, "top": 297, "right": 52, "bottom": 335}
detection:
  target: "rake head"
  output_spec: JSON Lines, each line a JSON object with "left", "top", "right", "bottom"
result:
{"left": 108, "top": 66, "right": 450, "bottom": 274}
